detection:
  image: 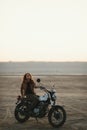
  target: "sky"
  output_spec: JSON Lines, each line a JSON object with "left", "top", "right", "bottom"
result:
{"left": 0, "top": 0, "right": 87, "bottom": 62}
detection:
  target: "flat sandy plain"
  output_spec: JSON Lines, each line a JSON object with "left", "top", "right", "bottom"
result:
{"left": 0, "top": 75, "right": 87, "bottom": 130}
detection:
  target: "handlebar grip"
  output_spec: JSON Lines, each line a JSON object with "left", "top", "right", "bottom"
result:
{"left": 40, "top": 86, "right": 45, "bottom": 90}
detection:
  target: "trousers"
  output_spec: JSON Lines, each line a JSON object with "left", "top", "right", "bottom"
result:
{"left": 26, "top": 94, "right": 39, "bottom": 110}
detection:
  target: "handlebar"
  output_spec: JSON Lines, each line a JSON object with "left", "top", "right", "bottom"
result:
{"left": 40, "top": 86, "right": 50, "bottom": 93}
{"left": 39, "top": 86, "right": 56, "bottom": 94}
{"left": 40, "top": 86, "right": 45, "bottom": 90}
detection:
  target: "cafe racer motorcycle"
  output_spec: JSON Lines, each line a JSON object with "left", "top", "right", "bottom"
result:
{"left": 14, "top": 79, "right": 66, "bottom": 128}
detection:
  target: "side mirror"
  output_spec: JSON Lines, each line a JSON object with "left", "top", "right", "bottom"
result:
{"left": 37, "top": 78, "right": 41, "bottom": 83}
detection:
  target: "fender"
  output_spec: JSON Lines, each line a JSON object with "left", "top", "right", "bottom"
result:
{"left": 49, "top": 105, "right": 65, "bottom": 113}
{"left": 16, "top": 98, "right": 28, "bottom": 105}
{"left": 52, "top": 105, "right": 64, "bottom": 109}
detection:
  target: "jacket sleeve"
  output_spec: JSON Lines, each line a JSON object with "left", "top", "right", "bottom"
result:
{"left": 31, "top": 80, "right": 36, "bottom": 94}
{"left": 21, "top": 83, "right": 27, "bottom": 96}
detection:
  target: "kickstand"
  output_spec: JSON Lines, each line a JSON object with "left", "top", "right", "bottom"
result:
{"left": 35, "top": 117, "right": 38, "bottom": 123}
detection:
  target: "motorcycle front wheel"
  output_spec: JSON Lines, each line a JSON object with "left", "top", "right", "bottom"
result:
{"left": 48, "top": 106, "right": 66, "bottom": 128}
{"left": 14, "top": 103, "right": 30, "bottom": 123}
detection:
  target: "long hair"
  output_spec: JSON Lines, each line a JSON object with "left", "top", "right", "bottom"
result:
{"left": 21, "top": 73, "right": 35, "bottom": 95}
{"left": 22, "top": 73, "right": 33, "bottom": 83}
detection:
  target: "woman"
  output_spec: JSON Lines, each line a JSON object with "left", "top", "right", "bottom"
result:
{"left": 21, "top": 73, "right": 39, "bottom": 110}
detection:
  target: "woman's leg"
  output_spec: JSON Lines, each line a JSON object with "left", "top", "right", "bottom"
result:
{"left": 28, "top": 94, "right": 39, "bottom": 110}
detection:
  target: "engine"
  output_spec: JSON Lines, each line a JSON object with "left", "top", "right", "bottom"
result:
{"left": 33, "top": 101, "right": 48, "bottom": 118}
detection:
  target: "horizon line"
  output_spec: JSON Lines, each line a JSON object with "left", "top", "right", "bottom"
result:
{"left": 0, "top": 60, "right": 87, "bottom": 63}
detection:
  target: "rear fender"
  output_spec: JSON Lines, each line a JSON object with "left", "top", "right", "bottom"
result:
{"left": 16, "top": 98, "right": 26, "bottom": 105}
{"left": 16, "top": 99, "right": 21, "bottom": 105}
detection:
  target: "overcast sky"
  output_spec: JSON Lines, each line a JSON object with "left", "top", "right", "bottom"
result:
{"left": 0, "top": 0, "right": 87, "bottom": 62}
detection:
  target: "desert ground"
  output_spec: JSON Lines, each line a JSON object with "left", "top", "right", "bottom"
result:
{"left": 0, "top": 75, "right": 87, "bottom": 130}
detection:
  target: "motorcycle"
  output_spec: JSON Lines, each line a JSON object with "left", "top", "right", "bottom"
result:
{"left": 14, "top": 78, "right": 66, "bottom": 128}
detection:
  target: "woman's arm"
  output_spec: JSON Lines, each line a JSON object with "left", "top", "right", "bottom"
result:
{"left": 34, "top": 85, "right": 40, "bottom": 88}
{"left": 21, "top": 83, "right": 27, "bottom": 97}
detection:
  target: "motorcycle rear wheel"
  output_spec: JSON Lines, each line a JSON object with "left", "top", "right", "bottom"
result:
{"left": 14, "top": 103, "right": 30, "bottom": 123}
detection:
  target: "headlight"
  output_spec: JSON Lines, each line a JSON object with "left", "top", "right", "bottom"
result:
{"left": 52, "top": 89, "right": 56, "bottom": 93}
{"left": 52, "top": 93, "right": 57, "bottom": 101}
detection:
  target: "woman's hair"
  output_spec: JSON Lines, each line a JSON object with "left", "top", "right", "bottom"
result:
{"left": 21, "top": 73, "right": 35, "bottom": 95}
{"left": 22, "top": 73, "right": 33, "bottom": 83}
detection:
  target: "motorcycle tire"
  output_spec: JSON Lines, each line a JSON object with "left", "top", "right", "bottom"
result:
{"left": 14, "top": 103, "right": 30, "bottom": 123}
{"left": 48, "top": 105, "right": 66, "bottom": 128}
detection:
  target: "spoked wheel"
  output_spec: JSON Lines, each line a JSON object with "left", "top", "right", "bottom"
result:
{"left": 14, "top": 103, "right": 30, "bottom": 123}
{"left": 48, "top": 106, "right": 66, "bottom": 128}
